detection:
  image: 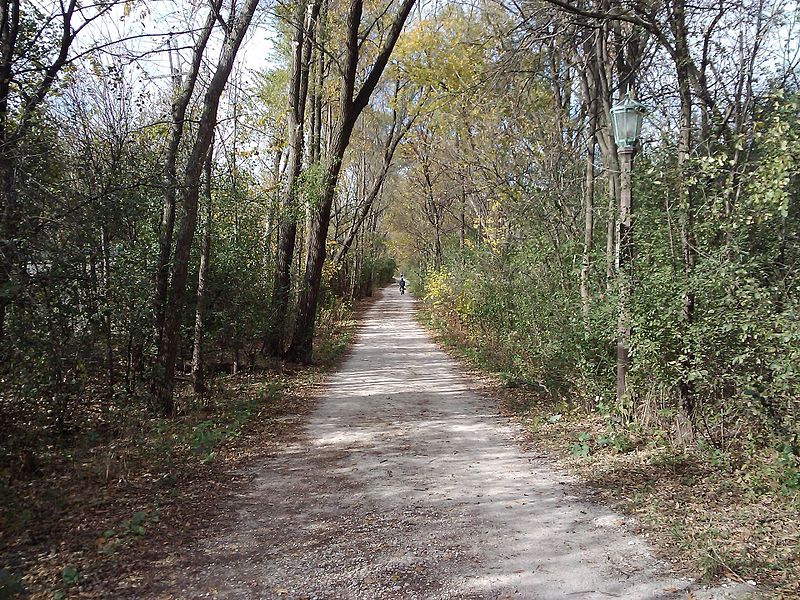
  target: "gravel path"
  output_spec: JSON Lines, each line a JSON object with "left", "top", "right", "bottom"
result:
{"left": 166, "top": 287, "right": 750, "bottom": 600}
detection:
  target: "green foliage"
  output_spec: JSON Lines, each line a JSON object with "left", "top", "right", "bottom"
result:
{"left": 51, "top": 564, "right": 81, "bottom": 599}
{"left": 297, "top": 163, "right": 326, "bottom": 214}
{"left": 421, "top": 243, "right": 611, "bottom": 402}
{"left": 777, "top": 445, "right": 800, "bottom": 494}
{"left": 61, "top": 566, "right": 80, "bottom": 586}
{"left": 199, "top": 180, "right": 273, "bottom": 363}
{"left": 570, "top": 433, "right": 592, "bottom": 457}
{"left": 190, "top": 421, "right": 229, "bottom": 460}
{"left": 567, "top": 431, "right": 630, "bottom": 458}
{"left": 0, "top": 569, "right": 26, "bottom": 599}
{"left": 416, "top": 91, "right": 800, "bottom": 490}
{"left": 124, "top": 511, "right": 149, "bottom": 535}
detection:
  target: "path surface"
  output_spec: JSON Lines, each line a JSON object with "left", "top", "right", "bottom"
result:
{"left": 167, "top": 288, "right": 748, "bottom": 600}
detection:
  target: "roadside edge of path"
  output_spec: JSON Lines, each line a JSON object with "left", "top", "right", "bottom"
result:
{"left": 410, "top": 296, "right": 768, "bottom": 600}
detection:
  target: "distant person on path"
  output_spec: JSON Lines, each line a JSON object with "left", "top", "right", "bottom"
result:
{"left": 398, "top": 275, "right": 406, "bottom": 295}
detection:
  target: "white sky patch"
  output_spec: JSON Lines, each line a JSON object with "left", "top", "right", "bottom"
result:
{"left": 73, "top": 0, "right": 281, "bottom": 98}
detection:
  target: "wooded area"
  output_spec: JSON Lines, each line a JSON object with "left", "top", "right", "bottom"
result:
{"left": 1, "top": 0, "right": 799, "bottom": 595}
{"left": 0, "top": 0, "right": 407, "bottom": 427}
{"left": 400, "top": 0, "right": 799, "bottom": 462}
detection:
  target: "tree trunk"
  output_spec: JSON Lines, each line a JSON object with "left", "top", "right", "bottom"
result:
{"left": 287, "top": 120, "right": 355, "bottom": 362}
{"left": 0, "top": 0, "right": 18, "bottom": 342}
{"left": 152, "top": 0, "right": 259, "bottom": 415}
{"left": 264, "top": 0, "right": 320, "bottom": 356}
{"left": 459, "top": 186, "right": 466, "bottom": 252}
{"left": 101, "top": 224, "right": 114, "bottom": 395}
{"left": 0, "top": 157, "right": 17, "bottom": 343}
{"left": 594, "top": 21, "right": 619, "bottom": 291}
{"left": 673, "top": 0, "right": 697, "bottom": 430}
{"left": 192, "top": 143, "right": 213, "bottom": 396}
{"left": 154, "top": 2, "right": 220, "bottom": 348}
{"left": 286, "top": 0, "right": 416, "bottom": 363}
{"left": 0, "top": 0, "right": 87, "bottom": 340}
{"left": 581, "top": 131, "right": 596, "bottom": 322}
{"left": 579, "top": 30, "right": 599, "bottom": 322}
{"left": 310, "top": 1, "right": 326, "bottom": 163}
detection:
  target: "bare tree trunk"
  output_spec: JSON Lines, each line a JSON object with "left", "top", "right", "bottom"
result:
{"left": 192, "top": 143, "right": 213, "bottom": 396}
{"left": 581, "top": 132, "right": 596, "bottom": 322}
{"left": 459, "top": 186, "right": 466, "bottom": 252}
{"left": 154, "top": 2, "right": 220, "bottom": 348}
{"left": 101, "top": 224, "right": 114, "bottom": 394}
{"left": 673, "top": 0, "right": 697, "bottom": 431}
{"left": 303, "top": 0, "right": 327, "bottom": 266}
{"left": 434, "top": 217, "right": 443, "bottom": 270}
{"left": 310, "top": 1, "right": 326, "bottom": 163}
{"left": 264, "top": 144, "right": 284, "bottom": 247}
{"left": 287, "top": 119, "right": 355, "bottom": 362}
{"left": 579, "top": 29, "right": 599, "bottom": 321}
{"left": 0, "top": 0, "right": 18, "bottom": 342}
{"left": 264, "top": 0, "right": 320, "bottom": 356}
{"left": 152, "top": 0, "right": 259, "bottom": 415}
{"left": 594, "top": 22, "right": 620, "bottom": 291}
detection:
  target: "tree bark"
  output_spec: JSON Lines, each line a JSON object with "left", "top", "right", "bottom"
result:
{"left": 154, "top": 2, "right": 220, "bottom": 349}
{"left": 192, "top": 143, "right": 214, "bottom": 396}
{"left": 580, "top": 129, "right": 596, "bottom": 322}
{"left": 101, "top": 224, "right": 114, "bottom": 394}
{"left": 310, "top": 1, "right": 326, "bottom": 163}
{"left": 579, "top": 26, "right": 599, "bottom": 322}
{"left": 264, "top": 0, "right": 320, "bottom": 356}
{"left": 672, "top": 0, "right": 697, "bottom": 429}
{"left": 0, "top": 0, "right": 19, "bottom": 342}
{"left": 593, "top": 18, "right": 620, "bottom": 291}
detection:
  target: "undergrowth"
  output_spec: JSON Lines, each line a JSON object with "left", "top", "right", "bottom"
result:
{"left": 0, "top": 306, "right": 359, "bottom": 599}
{"left": 421, "top": 306, "right": 800, "bottom": 599}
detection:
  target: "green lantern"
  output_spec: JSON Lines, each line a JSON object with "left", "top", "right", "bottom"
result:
{"left": 610, "top": 92, "right": 647, "bottom": 149}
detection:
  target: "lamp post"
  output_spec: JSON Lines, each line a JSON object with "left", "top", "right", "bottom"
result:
{"left": 610, "top": 92, "right": 646, "bottom": 404}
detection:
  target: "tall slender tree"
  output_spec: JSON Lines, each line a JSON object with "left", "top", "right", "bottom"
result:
{"left": 154, "top": 0, "right": 223, "bottom": 350}
{"left": 264, "top": 0, "right": 322, "bottom": 356}
{"left": 152, "top": 0, "right": 261, "bottom": 415}
{"left": 287, "top": 0, "right": 417, "bottom": 362}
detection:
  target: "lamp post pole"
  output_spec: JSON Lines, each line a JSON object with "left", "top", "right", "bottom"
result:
{"left": 616, "top": 145, "right": 635, "bottom": 403}
{"left": 610, "top": 91, "right": 646, "bottom": 408}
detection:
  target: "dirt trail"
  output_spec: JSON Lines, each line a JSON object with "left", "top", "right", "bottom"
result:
{"left": 164, "top": 287, "right": 750, "bottom": 600}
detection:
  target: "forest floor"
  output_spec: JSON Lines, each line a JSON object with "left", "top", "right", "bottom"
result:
{"left": 0, "top": 287, "right": 778, "bottom": 599}
{"left": 0, "top": 305, "right": 361, "bottom": 599}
